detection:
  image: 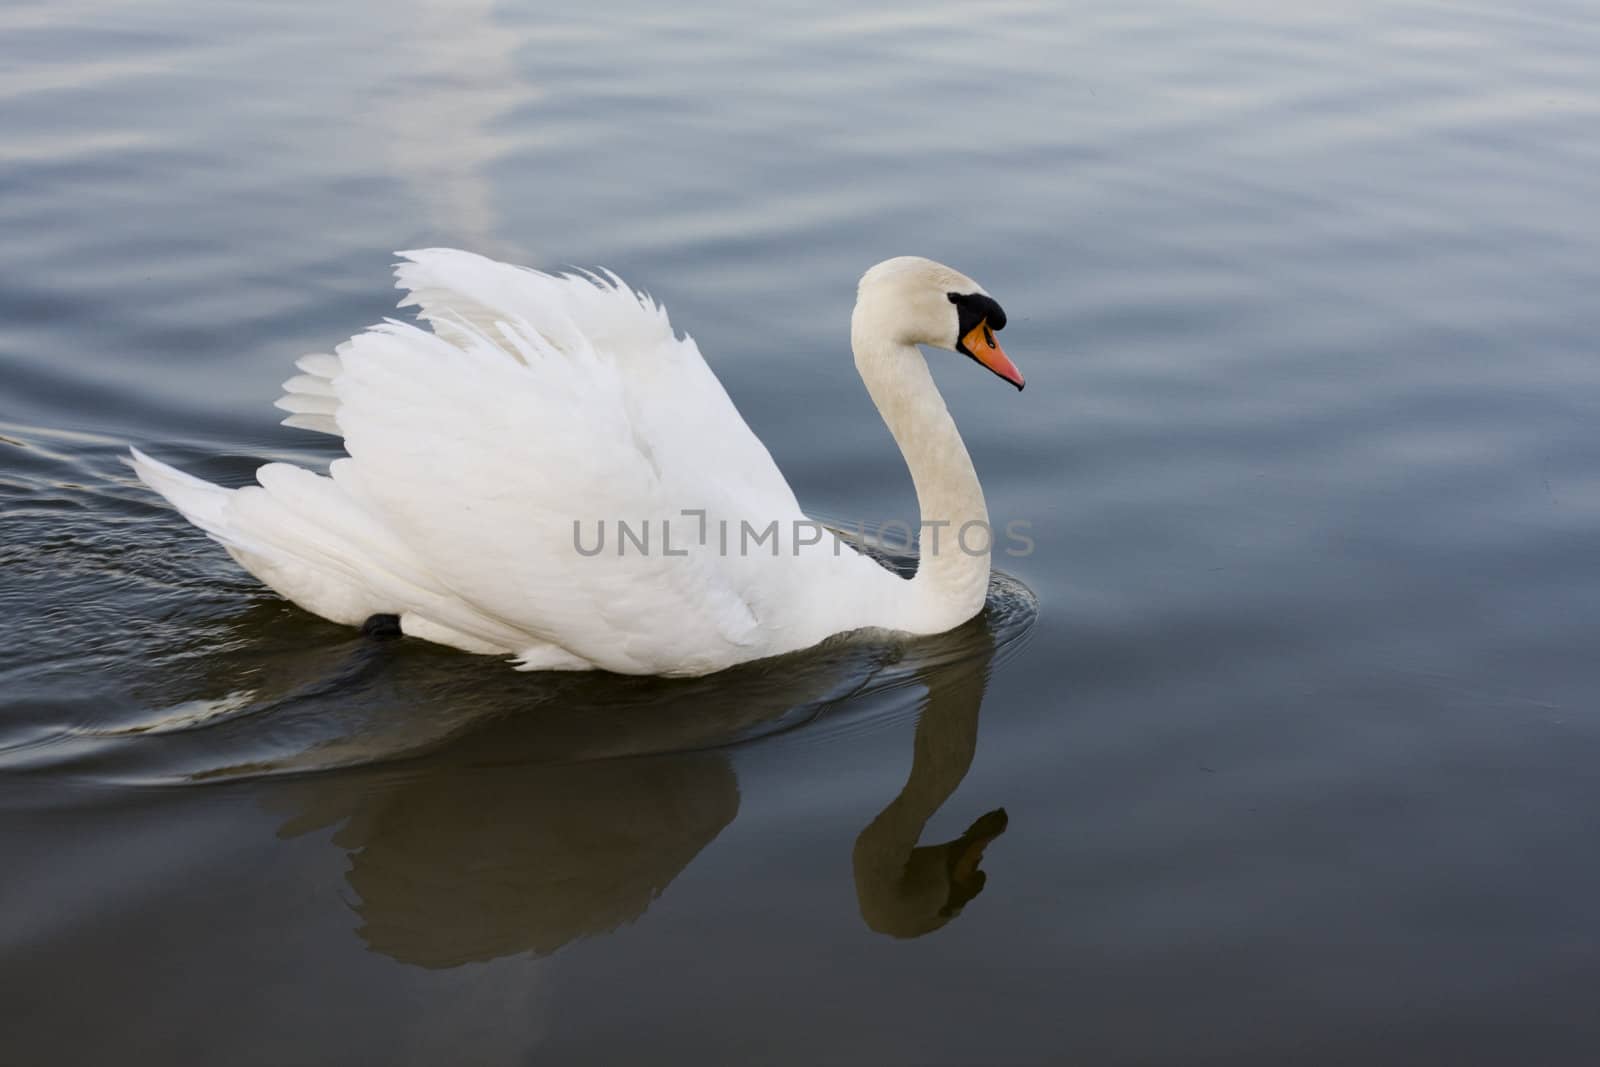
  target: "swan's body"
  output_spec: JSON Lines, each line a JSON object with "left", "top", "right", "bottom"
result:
{"left": 132, "top": 250, "right": 1021, "bottom": 676}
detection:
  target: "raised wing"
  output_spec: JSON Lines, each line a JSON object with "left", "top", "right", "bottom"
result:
{"left": 279, "top": 249, "right": 800, "bottom": 521}
{"left": 259, "top": 248, "right": 822, "bottom": 673}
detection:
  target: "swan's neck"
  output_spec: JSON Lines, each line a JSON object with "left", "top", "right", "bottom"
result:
{"left": 851, "top": 329, "right": 991, "bottom": 631}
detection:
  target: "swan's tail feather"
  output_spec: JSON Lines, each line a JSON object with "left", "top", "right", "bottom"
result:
{"left": 127, "top": 447, "right": 235, "bottom": 543}
{"left": 130, "top": 447, "right": 392, "bottom": 626}
{"left": 128, "top": 448, "right": 551, "bottom": 657}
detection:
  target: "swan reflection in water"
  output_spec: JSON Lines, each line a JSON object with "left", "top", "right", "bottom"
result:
{"left": 277, "top": 751, "right": 741, "bottom": 968}
{"left": 102, "top": 569, "right": 1033, "bottom": 968}
{"left": 252, "top": 575, "right": 1024, "bottom": 966}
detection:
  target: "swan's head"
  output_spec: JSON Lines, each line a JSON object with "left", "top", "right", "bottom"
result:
{"left": 854, "top": 256, "right": 1023, "bottom": 390}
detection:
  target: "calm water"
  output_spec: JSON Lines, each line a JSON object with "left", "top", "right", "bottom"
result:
{"left": 4, "top": 0, "right": 1600, "bottom": 1062}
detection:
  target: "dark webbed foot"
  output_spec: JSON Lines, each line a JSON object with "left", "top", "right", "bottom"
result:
{"left": 361, "top": 613, "right": 403, "bottom": 638}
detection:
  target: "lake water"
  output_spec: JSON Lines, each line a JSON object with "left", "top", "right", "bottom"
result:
{"left": 4, "top": 0, "right": 1600, "bottom": 1062}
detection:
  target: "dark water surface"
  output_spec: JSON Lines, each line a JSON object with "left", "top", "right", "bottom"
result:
{"left": 5, "top": 0, "right": 1600, "bottom": 1062}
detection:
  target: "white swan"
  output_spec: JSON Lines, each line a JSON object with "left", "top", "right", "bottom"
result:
{"left": 131, "top": 250, "right": 1023, "bottom": 676}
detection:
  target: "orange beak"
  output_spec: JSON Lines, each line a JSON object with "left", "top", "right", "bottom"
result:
{"left": 960, "top": 320, "right": 1025, "bottom": 390}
